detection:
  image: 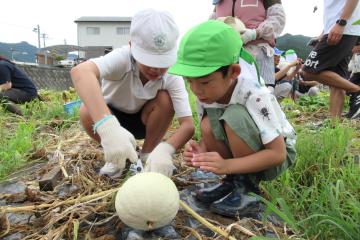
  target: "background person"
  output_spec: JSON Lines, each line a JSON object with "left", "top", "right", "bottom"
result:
{"left": 0, "top": 56, "right": 38, "bottom": 115}
{"left": 273, "top": 49, "right": 302, "bottom": 100}
{"left": 302, "top": 0, "right": 360, "bottom": 119}
{"left": 211, "top": 0, "right": 286, "bottom": 92}
{"left": 346, "top": 38, "right": 360, "bottom": 118}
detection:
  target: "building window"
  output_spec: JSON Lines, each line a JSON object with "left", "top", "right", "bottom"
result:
{"left": 116, "top": 27, "right": 130, "bottom": 35}
{"left": 87, "top": 27, "right": 100, "bottom": 35}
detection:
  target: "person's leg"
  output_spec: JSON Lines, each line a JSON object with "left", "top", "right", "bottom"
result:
{"left": 274, "top": 82, "right": 292, "bottom": 100}
{"left": 0, "top": 88, "right": 36, "bottom": 115}
{"left": 194, "top": 113, "right": 236, "bottom": 203}
{"left": 329, "top": 87, "right": 346, "bottom": 118}
{"left": 140, "top": 90, "right": 174, "bottom": 153}
{"left": 79, "top": 100, "right": 148, "bottom": 143}
{"left": 295, "top": 90, "right": 305, "bottom": 100}
{"left": 207, "top": 105, "right": 264, "bottom": 218}
{"left": 302, "top": 35, "right": 359, "bottom": 118}
{"left": 346, "top": 73, "right": 360, "bottom": 118}
{"left": 200, "top": 115, "right": 232, "bottom": 159}
{"left": 307, "top": 86, "right": 319, "bottom": 96}
{"left": 302, "top": 70, "right": 360, "bottom": 92}
{"left": 1, "top": 88, "right": 37, "bottom": 103}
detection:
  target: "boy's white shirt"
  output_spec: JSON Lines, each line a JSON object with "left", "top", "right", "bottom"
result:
{"left": 196, "top": 58, "right": 296, "bottom": 148}
{"left": 90, "top": 46, "right": 192, "bottom": 118}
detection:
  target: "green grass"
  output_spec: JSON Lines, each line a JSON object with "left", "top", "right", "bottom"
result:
{"left": 0, "top": 88, "right": 79, "bottom": 181}
{"left": 261, "top": 94, "right": 360, "bottom": 239}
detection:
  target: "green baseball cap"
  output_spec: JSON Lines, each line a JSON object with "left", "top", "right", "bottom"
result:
{"left": 285, "top": 49, "right": 296, "bottom": 55}
{"left": 168, "top": 20, "right": 243, "bottom": 77}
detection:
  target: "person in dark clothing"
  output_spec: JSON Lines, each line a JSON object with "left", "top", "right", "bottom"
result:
{"left": 346, "top": 39, "right": 360, "bottom": 118}
{"left": 0, "top": 56, "right": 38, "bottom": 115}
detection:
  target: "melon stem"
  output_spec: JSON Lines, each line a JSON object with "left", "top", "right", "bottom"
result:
{"left": 146, "top": 221, "right": 154, "bottom": 230}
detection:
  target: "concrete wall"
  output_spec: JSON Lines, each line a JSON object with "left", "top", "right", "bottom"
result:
{"left": 18, "top": 64, "right": 73, "bottom": 91}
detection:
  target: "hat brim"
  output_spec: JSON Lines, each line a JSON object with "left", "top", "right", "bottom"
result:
{"left": 274, "top": 50, "right": 284, "bottom": 56}
{"left": 131, "top": 44, "right": 177, "bottom": 68}
{"left": 168, "top": 63, "right": 220, "bottom": 77}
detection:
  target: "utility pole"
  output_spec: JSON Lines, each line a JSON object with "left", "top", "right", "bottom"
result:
{"left": 41, "top": 33, "right": 48, "bottom": 48}
{"left": 10, "top": 48, "right": 15, "bottom": 61}
{"left": 32, "top": 25, "right": 41, "bottom": 49}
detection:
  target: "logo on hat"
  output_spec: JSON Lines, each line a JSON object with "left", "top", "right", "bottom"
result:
{"left": 154, "top": 34, "right": 167, "bottom": 49}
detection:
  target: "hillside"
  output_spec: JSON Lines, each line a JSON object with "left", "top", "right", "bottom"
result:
{"left": 0, "top": 33, "right": 313, "bottom": 63}
{"left": 276, "top": 33, "right": 313, "bottom": 59}
{"left": 0, "top": 41, "right": 37, "bottom": 63}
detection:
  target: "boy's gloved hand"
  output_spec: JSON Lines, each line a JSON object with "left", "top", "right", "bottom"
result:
{"left": 96, "top": 116, "right": 138, "bottom": 171}
{"left": 144, "top": 142, "right": 175, "bottom": 177}
{"left": 241, "top": 28, "right": 257, "bottom": 44}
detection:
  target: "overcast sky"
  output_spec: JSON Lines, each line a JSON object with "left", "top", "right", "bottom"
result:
{"left": 0, "top": 0, "right": 323, "bottom": 47}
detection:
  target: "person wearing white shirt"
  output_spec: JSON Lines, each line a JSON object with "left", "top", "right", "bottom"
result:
{"left": 71, "top": 9, "right": 194, "bottom": 178}
{"left": 302, "top": 0, "right": 360, "bottom": 119}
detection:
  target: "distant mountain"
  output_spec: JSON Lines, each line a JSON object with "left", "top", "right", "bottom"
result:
{"left": 276, "top": 33, "right": 313, "bottom": 60}
{"left": 0, "top": 41, "right": 37, "bottom": 63}
{"left": 0, "top": 34, "right": 313, "bottom": 63}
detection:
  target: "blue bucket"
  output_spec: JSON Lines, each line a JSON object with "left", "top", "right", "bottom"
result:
{"left": 63, "top": 100, "right": 82, "bottom": 114}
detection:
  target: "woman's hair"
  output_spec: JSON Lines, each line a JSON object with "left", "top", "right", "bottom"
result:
{"left": 0, "top": 56, "right": 15, "bottom": 65}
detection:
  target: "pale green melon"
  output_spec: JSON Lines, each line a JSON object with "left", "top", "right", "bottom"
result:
{"left": 115, "top": 172, "right": 180, "bottom": 231}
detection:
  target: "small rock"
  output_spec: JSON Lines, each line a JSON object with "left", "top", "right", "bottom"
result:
{"left": 0, "top": 181, "right": 27, "bottom": 203}
{"left": 2, "top": 232, "right": 24, "bottom": 240}
{"left": 56, "top": 183, "right": 80, "bottom": 198}
{"left": 121, "top": 225, "right": 179, "bottom": 240}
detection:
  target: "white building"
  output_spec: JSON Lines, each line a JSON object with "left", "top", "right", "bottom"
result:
{"left": 74, "top": 16, "right": 131, "bottom": 58}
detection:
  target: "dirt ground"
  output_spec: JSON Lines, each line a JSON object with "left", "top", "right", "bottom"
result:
{"left": 0, "top": 124, "right": 301, "bottom": 240}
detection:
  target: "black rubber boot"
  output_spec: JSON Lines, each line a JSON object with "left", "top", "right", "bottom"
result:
{"left": 195, "top": 175, "right": 235, "bottom": 204}
{"left": 209, "top": 176, "right": 263, "bottom": 218}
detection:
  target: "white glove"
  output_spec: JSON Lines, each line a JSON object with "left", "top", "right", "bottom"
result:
{"left": 241, "top": 28, "right": 257, "bottom": 44}
{"left": 144, "top": 142, "right": 176, "bottom": 177}
{"left": 96, "top": 116, "right": 138, "bottom": 171}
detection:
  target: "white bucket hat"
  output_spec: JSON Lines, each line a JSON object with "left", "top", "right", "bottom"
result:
{"left": 130, "top": 8, "right": 179, "bottom": 68}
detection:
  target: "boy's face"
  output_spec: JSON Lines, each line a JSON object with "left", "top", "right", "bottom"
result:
{"left": 137, "top": 62, "right": 168, "bottom": 81}
{"left": 185, "top": 64, "right": 240, "bottom": 104}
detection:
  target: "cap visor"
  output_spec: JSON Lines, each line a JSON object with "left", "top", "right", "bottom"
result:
{"left": 168, "top": 63, "right": 220, "bottom": 77}
{"left": 131, "top": 44, "right": 177, "bottom": 68}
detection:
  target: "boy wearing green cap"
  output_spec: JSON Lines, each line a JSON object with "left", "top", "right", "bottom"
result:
{"left": 169, "top": 20, "right": 296, "bottom": 218}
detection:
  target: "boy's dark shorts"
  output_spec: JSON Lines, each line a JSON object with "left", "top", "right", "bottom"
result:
{"left": 303, "top": 34, "right": 358, "bottom": 79}
{"left": 107, "top": 104, "right": 146, "bottom": 139}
